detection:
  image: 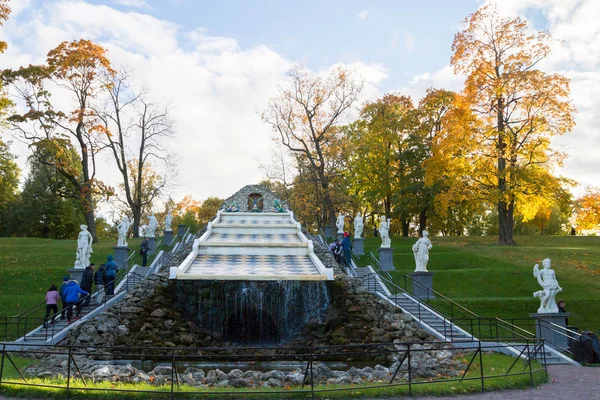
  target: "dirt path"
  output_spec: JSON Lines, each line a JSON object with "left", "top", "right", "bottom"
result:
{"left": 1, "top": 365, "right": 598, "bottom": 400}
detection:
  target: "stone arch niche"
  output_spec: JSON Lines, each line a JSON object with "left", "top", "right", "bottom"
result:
{"left": 221, "top": 184, "right": 286, "bottom": 212}
{"left": 247, "top": 193, "right": 264, "bottom": 212}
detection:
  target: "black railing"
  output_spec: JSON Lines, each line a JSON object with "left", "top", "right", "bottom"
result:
{"left": 0, "top": 340, "right": 546, "bottom": 399}
{"left": 1, "top": 262, "right": 145, "bottom": 343}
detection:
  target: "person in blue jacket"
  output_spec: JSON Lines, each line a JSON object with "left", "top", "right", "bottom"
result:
{"left": 63, "top": 279, "right": 89, "bottom": 324}
{"left": 105, "top": 254, "right": 118, "bottom": 295}
{"left": 341, "top": 232, "right": 353, "bottom": 267}
{"left": 59, "top": 276, "right": 69, "bottom": 320}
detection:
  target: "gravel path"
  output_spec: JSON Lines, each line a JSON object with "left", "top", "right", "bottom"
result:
{"left": 1, "top": 365, "right": 598, "bottom": 400}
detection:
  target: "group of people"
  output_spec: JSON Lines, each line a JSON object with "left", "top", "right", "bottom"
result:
{"left": 329, "top": 232, "right": 353, "bottom": 267}
{"left": 43, "top": 254, "right": 119, "bottom": 327}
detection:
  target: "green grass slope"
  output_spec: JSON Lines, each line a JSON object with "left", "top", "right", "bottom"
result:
{"left": 0, "top": 237, "right": 146, "bottom": 316}
{"left": 1, "top": 235, "right": 598, "bottom": 334}
{"left": 363, "top": 235, "right": 600, "bottom": 333}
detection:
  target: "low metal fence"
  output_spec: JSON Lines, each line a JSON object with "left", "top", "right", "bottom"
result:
{"left": 0, "top": 340, "right": 546, "bottom": 399}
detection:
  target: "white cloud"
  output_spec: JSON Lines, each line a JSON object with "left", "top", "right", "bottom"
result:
{"left": 114, "top": 0, "right": 149, "bottom": 8}
{"left": 357, "top": 10, "right": 368, "bottom": 20}
{"left": 403, "top": 33, "right": 415, "bottom": 52}
{"left": 1, "top": 1, "right": 387, "bottom": 205}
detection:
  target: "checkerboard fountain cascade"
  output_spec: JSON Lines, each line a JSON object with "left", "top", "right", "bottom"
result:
{"left": 169, "top": 193, "right": 334, "bottom": 344}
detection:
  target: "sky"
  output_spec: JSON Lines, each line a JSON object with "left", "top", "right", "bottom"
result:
{"left": 1, "top": 0, "right": 599, "bottom": 205}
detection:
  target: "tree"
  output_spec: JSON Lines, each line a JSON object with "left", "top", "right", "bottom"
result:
{"left": 574, "top": 187, "right": 600, "bottom": 233}
{"left": 95, "top": 70, "right": 175, "bottom": 237}
{"left": 451, "top": 4, "right": 576, "bottom": 245}
{"left": 346, "top": 94, "right": 418, "bottom": 236}
{"left": 197, "top": 197, "right": 224, "bottom": 226}
{"left": 12, "top": 155, "right": 83, "bottom": 239}
{"left": 262, "top": 65, "right": 363, "bottom": 229}
{"left": 0, "top": 139, "right": 19, "bottom": 235}
{"left": 2, "top": 39, "right": 117, "bottom": 241}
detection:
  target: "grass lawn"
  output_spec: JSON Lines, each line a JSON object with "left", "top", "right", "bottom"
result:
{"left": 0, "top": 353, "right": 545, "bottom": 399}
{"left": 0, "top": 237, "right": 170, "bottom": 317}
{"left": 363, "top": 235, "right": 600, "bottom": 334}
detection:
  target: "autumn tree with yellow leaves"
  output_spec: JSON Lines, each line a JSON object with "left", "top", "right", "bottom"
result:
{"left": 451, "top": 4, "right": 576, "bottom": 245}
{"left": 574, "top": 187, "right": 600, "bottom": 233}
{"left": 2, "top": 39, "right": 116, "bottom": 241}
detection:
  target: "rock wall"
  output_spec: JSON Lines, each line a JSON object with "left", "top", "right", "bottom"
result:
{"left": 221, "top": 184, "right": 284, "bottom": 212}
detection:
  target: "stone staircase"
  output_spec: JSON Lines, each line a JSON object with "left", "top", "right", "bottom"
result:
{"left": 172, "top": 211, "right": 333, "bottom": 281}
{"left": 347, "top": 257, "right": 576, "bottom": 365}
{"left": 11, "top": 265, "right": 153, "bottom": 346}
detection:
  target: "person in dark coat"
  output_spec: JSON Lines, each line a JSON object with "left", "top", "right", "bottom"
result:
{"left": 94, "top": 264, "right": 107, "bottom": 301}
{"left": 105, "top": 255, "right": 118, "bottom": 295}
{"left": 330, "top": 240, "right": 342, "bottom": 264}
{"left": 63, "top": 279, "right": 89, "bottom": 323}
{"left": 79, "top": 263, "right": 94, "bottom": 307}
{"left": 59, "top": 276, "right": 69, "bottom": 320}
{"left": 341, "top": 232, "right": 353, "bottom": 267}
{"left": 140, "top": 238, "right": 150, "bottom": 267}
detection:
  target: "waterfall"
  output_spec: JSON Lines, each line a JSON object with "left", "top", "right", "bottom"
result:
{"left": 178, "top": 280, "right": 330, "bottom": 344}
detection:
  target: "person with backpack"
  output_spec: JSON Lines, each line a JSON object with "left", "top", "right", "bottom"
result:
{"left": 43, "top": 285, "right": 60, "bottom": 329}
{"left": 329, "top": 240, "right": 342, "bottom": 264}
{"left": 79, "top": 263, "right": 94, "bottom": 307}
{"left": 59, "top": 276, "right": 69, "bottom": 320}
{"left": 63, "top": 279, "right": 88, "bottom": 324}
{"left": 341, "top": 232, "right": 353, "bottom": 267}
{"left": 94, "top": 264, "right": 107, "bottom": 302}
{"left": 105, "top": 255, "right": 118, "bottom": 296}
{"left": 140, "top": 237, "right": 149, "bottom": 267}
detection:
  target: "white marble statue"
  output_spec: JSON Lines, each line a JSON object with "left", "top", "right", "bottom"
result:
{"left": 164, "top": 211, "right": 173, "bottom": 232}
{"left": 74, "top": 224, "right": 93, "bottom": 269}
{"left": 412, "top": 230, "right": 433, "bottom": 272}
{"left": 336, "top": 212, "right": 345, "bottom": 234}
{"left": 354, "top": 212, "right": 364, "bottom": 238}
{"left": 379, "top": 216, "right": 391, "bottom": 248}
{"left": 533, "top": 258, "right": 562, "bottom": 313}
{"left": 117, "top": 216, "right": 130, "bottom": 247}
{"left": 146, "top": 213, "right": 158, "bottom": 238}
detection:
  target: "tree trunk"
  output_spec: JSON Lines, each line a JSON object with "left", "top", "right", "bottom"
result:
{"left": 323, "top": 187, "right": 335, "bottom": 229}
{"left": 418, "top": 207, "right": 427, "bottom": 235}
{"left": 498, "top": 200, "right": 516, "bottom": 245}
{"left": 401, "top": 219, "right": 409, "bottom": 237}
{"left": 84, "top": 207, "right": 98, "bottom": 243}
{"left": 132, "top": 206, "right": 142, "bottom": 238}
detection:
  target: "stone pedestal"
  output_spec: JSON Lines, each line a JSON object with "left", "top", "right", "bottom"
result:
{"left": 410, "top": 271, "right": 435, "bottom": 300}
{"left": 530, "top": 313, "right": 571, "bottom": 350}
{"left": 324, "top": 226, "right": 333, "bottom": 239}
{"left": 112, "top": 245, "right": 130, "bottom": 271}
{"left": 163, "top": 230, "right": 174, "bottom": 246}
{"left": 353, "top": 238, "right": 365, "bottom": 255}
{"left": 377, "top": 247, "right": 395, "bottom": 271}
{"left": 148, "top": 237, "right": 156, "bottom": 254}
{"left": 337, "top": 232, "right": 344, "bottom": 242}
{"left": 178, "top": 224, "right": 187, "bottom": 237}
{"left": 67, "top": 268, "right": 85, "bottom": 283}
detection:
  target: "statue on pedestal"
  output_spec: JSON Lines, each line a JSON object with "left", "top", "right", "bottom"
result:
{"left": 412, "top": 230, "right": 433, "bottom": 272}
{"left": 379, "top": 216, "right": 391, "bottom": 248}
{"left": 146, "top": 213, "right": 158, "bottom": 238}
{"left": 117, "top": 216, "right": 130, "bottom": 247}
{"left": 164, "top": 211, "right": 173, "bottom": 232}
{"left": 354, "top": 212, "right": 364, "bottom": 238}
{"left": 74, "top": 224, "right": 93, "bottom": 269}
{"left": 533, "top": 258, "right": 562, "bottom": 313}
{"left": 336, "top": 212, "right": 345, "bottom": 234}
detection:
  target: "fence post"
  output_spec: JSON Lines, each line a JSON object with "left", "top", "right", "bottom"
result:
{"left": 407, "top": 343, "right": 412, "bottom": 397}
{"left": 310, "top": 354, "right": 315, "bottom": 400}
{"left": 66, "top": 345, "right": 71, "bottom": 399}
{"left": 527, "top": 339, "right": 534, "bottom": 387}
{"left": 170, "top": 349, "right": 175, "bottom": 398}
{"left": 478, "top": 341, "right": 484, "bottom": 392}
{"left": 0, "top": 343, "right": 5, "bottom": 389}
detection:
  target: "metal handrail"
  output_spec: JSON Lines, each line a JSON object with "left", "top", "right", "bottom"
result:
{"left": 402, "top": 273, "right": 480, "bottom": 319}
